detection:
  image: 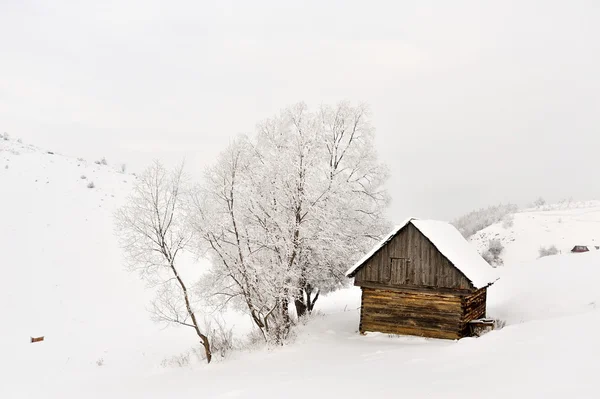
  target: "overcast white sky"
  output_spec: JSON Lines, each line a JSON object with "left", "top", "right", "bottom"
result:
{"left": 2, "top": 0, "right": 599, "bottom": 220}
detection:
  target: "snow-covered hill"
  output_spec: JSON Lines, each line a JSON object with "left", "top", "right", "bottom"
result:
{"left": 2, "top": 137, "right": 600, "bottom": 398}
{"left": 0, "top": 138, "right": 198, "bottom": 396}
{"left": 469, "top": 200, "right": 600, "bottom": 266}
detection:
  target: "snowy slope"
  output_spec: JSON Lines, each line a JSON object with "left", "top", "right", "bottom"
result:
{"left": 14, "top": 252, "right": 600, "bottom": 399}
{"left": 0, "top": 138, "right": 199, "bottom": 396}
{"left": 469, "top": 200, "right": 600, "bottom": 266}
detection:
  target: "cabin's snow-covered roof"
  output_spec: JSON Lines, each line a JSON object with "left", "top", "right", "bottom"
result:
{"left": 345, "top": 218, "right": 498, "bottom": 289}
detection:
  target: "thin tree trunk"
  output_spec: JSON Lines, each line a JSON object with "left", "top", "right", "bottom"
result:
{"left": 294, "top": 285, "right": 320, "bottom": 318}
{"left": 280, "top": 292, "right": 291, "bottom": 341}
{"left": 169, "top": 261, "right": 212, "bottom": 363}
{"left": 307, "top": 287, "right": 319, "bottom": 312}
{"left": 294, "top": 298, "right": 308, "bottom": 318}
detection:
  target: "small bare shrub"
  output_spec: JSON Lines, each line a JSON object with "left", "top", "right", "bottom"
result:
{"left": 481, "top": 250, "right": 494, "bottom": 264}
{"left": 483, "top": 318, "right": 507, "bottom": 331}
{"left": 96, "top": 358, "right": 104, "bottom": 367}
{"left": 482, "top": 239, "right": 504, "bottom": 266}
{"left": 533, "top": 197, "right": 546, "bottom": 207}
{"left": 204, "top": 317, "right": 235, "bottom": 359}
{"left": 539, "top": 245, "right": 559, "bottom": 258}
{"left": 471, "top": 319, "right": 506, "bottom": 337}
{"left": 502, "top": 215, "right": 514, "bottom": 229}
{"left": 87, "top": 181, "right": 95, "bottom": 189}
{"left": 488, "top": 239, "right": 504, "bottom": 256}
{"left": 80, "top": 175, "right": 87, "bottom": 180}
{"left": 245, "top": 327, "right": 268, "bottom": 349}
{"left": 161, "top": 351, "right": 191, "bottom": 368}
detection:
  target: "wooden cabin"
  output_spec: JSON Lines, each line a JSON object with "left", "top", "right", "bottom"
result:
{"left": 346, "top": 218, "right": 498, "bottom": 340}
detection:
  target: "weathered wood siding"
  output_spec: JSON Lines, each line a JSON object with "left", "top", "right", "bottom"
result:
{"left": 354, "top": 224, "right": 474, "bottom": 291}
{"left": 359, "top": 287, "right": 488, "bottom": 339}
{"left": 360, "top": 287, "right": 463, "bottom": 339}
{"left": 462, "top": 287, "right": 487, "bottom": 323}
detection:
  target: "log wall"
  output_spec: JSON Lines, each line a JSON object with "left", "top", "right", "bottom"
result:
{"left": 359, "top": 286, "right": 487, "bottom": 339}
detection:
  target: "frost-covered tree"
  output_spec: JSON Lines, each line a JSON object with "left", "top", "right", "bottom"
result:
{"left": 189, "top": 102, "right": 389, "bottom": 342}
{"left": 115, "top": 161, "right": 212, "bottom": 363}
{"left": 266, "top": 103, "right": 390, "bottom": 317}
{"left": 189, "top": 139, "right": 293, "bottom": 343}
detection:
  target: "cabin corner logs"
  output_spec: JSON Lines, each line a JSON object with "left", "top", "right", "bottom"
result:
{"left": 350, "top": 221, "right": 492, "bottom": 339}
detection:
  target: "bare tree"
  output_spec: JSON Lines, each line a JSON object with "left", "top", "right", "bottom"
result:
{"left": 115, "top": 161, "right": 212, "bottom": 363}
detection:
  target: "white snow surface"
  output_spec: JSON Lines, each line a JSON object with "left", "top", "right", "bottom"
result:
{"left": 0, "top": 139, "right": 210, "bottom": 395}
{"left": 2, "top": 139, "right": 600, "bottom": 398}
{"left": 346, "top": 218, "right": 498, "bottom": 288}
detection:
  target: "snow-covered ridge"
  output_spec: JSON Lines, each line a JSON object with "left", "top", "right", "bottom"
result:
{"left": 469, "top": 200, "right": 600, "bottom": 266}
{"left": 1, "top": 136, "right": 128, "bottom": 178}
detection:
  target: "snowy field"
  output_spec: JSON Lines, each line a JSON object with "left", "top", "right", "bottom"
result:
{"left": 469, "top": 200, "right": 600, "bottom": 265}
{"left": 2, "top": 139, "right": 599, "bottom": 398}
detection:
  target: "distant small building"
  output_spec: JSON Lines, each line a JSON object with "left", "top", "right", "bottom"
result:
{"left": 346, "top": 218, "right": 498, "bottom": 340}
{"left": 571, "top": 245, "right": 590, "bottom": 253}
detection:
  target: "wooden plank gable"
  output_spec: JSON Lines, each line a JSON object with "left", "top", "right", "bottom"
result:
{"left": 354, "top": 223, "right": 475, "bottom": 291}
